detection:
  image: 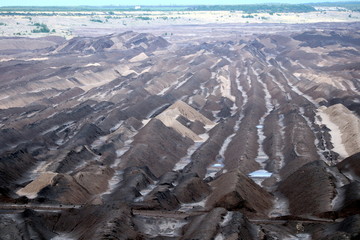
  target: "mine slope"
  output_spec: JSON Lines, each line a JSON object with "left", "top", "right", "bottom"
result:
{"left": 0, "top": 24, "right": 360, "bottom": 239}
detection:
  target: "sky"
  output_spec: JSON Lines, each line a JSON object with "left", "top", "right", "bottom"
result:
{"left": 0, "top": 0, "right": 356, "bottom": 7}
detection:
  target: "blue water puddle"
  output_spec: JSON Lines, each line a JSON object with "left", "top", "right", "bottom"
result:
{"left": 212, "top": 163, "right": 224, "bottom": 168}
{"left": 248, "top": 169, "right": 272, "bottom": 178}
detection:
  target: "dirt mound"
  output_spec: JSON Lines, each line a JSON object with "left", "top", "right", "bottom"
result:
{"left": 278, "top": 160, "right": 339, "bottom": 216}
{"left": 174, "top": 174, "right": 211, "bottom": 203}
{"left": 337, "top": 152, "right": 360, "bottom": 181}
{"left": 206, "top": 170, "right": 273, "bottom": 216}
{"left": 156, "top": 100, "right": 215, "bottom": 141}
{"left": 55, "top": 35, "right": 114, "bottom": 53}
{"left": 121, "top": 119, "right": 193, "bottom": 177}
{"left": 0, "top": 149, "right": 36, "bottom": 192}
{"left": 37, "top": 173, "right": 92, "bottom": 204}
{"left": 73, "top": 165, "right": 114, "bottom": 195}
{"left": 293, "top": 30, "right": 360, "bottom": 48}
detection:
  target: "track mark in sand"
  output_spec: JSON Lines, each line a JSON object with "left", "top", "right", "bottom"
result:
{"left": 173, "top": 137, "right": 207, "bottom": 171}
{"left": 299, "top": 107, "right": 329, "bottom": 164}
{"left": 252, "top": 65, "right": 273, "bottom": 170}
{"left": 277, "top": 60, "right": 318, "bottom": 107}
{"left": 205, "top": 66, "right": 249, "bottom": 178}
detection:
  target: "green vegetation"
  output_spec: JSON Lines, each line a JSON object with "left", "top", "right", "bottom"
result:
{"left": 90, "top": 19, "right": 103, "bottom": 23}
{"left": 187, "top": 4, "right": 315, "bottom": 13}
{"left": 31, "top": 23, "right": 50, "bottom": 33}
{"left": 157, "top": 16, "right": 179, "bottom": 20}
{"left": 136, "top": 16, "right": 152, "bottom": 20}
{"left": 0, "top": 6, "right": 187, "bottom": 13}
{"left": 0, "top": 22, "right": 7, "bottom": 26}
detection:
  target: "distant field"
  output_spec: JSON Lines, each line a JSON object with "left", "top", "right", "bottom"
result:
{"left": 310, "top": 1, "right": 360, "bottom": 11}
{"left": 0, "top": 4, "right": 316, "bottom": 13}
{"left": 1, "top": 2, "right": 360, "bottom": 13}
{"left": 0, "top": 3, "right": 359, "bottom": 38}
{"left": 0, "top": 6, "right": 189, "bottom": 12}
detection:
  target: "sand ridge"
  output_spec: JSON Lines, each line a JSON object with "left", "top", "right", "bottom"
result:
{"left": 17, "top": 172, "right": 58, "bottom": 199}
{"left": 156, "top": 100, "right": 215, "bottom": 141}
{"left": 317, "top": 104, "right": 360, "bottom": 159}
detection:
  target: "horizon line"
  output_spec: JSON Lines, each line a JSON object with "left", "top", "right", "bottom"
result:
{"left": 0, "top": 1, "right": 357, "bottom": 7}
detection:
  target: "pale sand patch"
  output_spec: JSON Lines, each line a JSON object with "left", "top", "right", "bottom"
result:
{"left": 294, "top": 71, "right": 348, "bottom": 91}
{"left": 17, "top": 172, "right": 58, "bottom": 199}
{"left": 168, "top": 100, "right": 214, "bottom": 126}
{"left": 156, "top": 100, "right": 215, "bottom": 141}
{"left": 129, "top": 52, "right": 148, "bottom": 63}
{"left": 24, "top": 57, "right": 49, "bottom": 61}
{"left": 0, "top": 58, "right": 14, "bottom": 62}
{"left": 218, "top": 75, "right": 236, "bottom": 102}
{"left": 317, "top": 108, "right": 349, "bottom": 158}
{"left": 108, "top": 40, "right": 125, "bottom": 50}
{"left": 85, "top": 63, "right": 101, "bottom": 67}
{"left": 156, "top": 108, "right": 201, "bottom": 141}
{"left": 0, "top": 86, "right": 64, "bottom": 109}
{"left": 299, "top": 44, "right": 357, "bottom": 68}
{"left": 183, "top": 49, "right": 205, "bottom": 61}
{"left": 114, "top": 65, "right": 137, "bottom": 77}
{"left": 317, "top": 104, "right": 360, "bottom": 159}
{"left": 73, "top": 68, "right": 119, "bottom": 91}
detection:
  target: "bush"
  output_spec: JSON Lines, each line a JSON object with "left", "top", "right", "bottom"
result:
{"left": 31, "top": 23, "right": 50, "bottom": 33}
{"left": 188, "top": 4, "right": 315, "bottom": 13}
{"left": 136, "top": 16, "right": 151, "bottom": 20}
{"left": 90, "top": 19, "right": 103, "bottom": 23}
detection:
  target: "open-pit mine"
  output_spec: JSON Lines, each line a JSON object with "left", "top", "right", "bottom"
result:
{"left": 0, "top": 6, "right": 360, "bottom": 240}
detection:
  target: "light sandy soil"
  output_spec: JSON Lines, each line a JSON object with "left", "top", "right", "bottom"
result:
{"left": 0, "top": 8, "right": 359, "bottom": 38}
{"left": 317, "top": 104, "right": 360, "bottom": 159}
{"left": 17, "top": 172, "right": 58, "bottom": 199}
{"left": 218, "top": 66, "right": 236, "bottom": 102}
{"left": 317, "top": 107, "right": 349, "bottom": 158}
{"left": 129, "top": 52, "right": 149, "bottom": 62}
{"left": 156, "top": 100, "right": 215, "bottom": 141}
{"left": 295, "top": 71, "right": 351, "bottom": 91}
